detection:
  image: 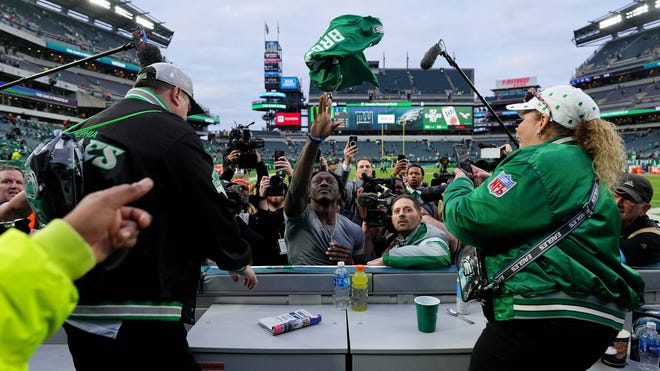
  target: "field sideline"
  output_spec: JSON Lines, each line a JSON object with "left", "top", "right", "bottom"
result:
{"left": 344, "top": 167, "right": 660, "bottom": 208}
{"left": 249, "top": 166, "right": 660, "bottom": 210}
{"left": 643, "top": 174, "right": 660, "bottom": 209}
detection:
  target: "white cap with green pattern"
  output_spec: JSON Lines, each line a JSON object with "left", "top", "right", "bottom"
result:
{"left": 506, "top": 85, "right": 600, "bottom": 129}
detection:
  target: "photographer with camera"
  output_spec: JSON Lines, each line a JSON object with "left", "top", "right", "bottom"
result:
{"left": 356, "top": 176, "right": 408, "bottom": 259}
{"left": 284, "top": 93, "right": 366, "bottom": 265}
{"left": 222, "top": 122, "right": 265, "bottom": 171}
{"left": 366, "top": 194, "right": 454, "bottom": 269}
{"left": 249, "top": 156, "right": 293, "bottom": 266}
{"left": 221, "top": 178, "right": 267, "bottom": 269}
{"left": 336, "top": 147, "right": 374, "bottom": 225}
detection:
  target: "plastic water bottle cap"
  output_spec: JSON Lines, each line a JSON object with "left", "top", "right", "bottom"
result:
{"left": 338, "top": 261, "right": 345, "bottom": 267}
{"left": 647, "top": 322, "right": 657, "bottom": 330}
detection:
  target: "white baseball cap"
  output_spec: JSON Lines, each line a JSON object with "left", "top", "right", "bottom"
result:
{"left": 506, "top": 85, "right": 600, "bottom": 129}
{"left": 136, "top": 62, "right": 205, "bottom": 116}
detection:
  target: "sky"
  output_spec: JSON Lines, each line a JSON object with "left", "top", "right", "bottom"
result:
{"left": 133, "top": 0, "right": 630, "bottom": 130}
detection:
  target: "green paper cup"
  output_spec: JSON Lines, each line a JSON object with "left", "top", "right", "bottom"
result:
{"left": 415, "top": 296, "right": 440, "bottom": 333}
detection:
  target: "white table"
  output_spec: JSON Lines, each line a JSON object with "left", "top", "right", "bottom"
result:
{"left": 187, "top": 304, "right": 348, "bottom": 371}
{"left": 348, "top": 303, "right": 486, "bottom": 371}
{"left": 30, "top": 303, "right": 640, "bottom": 371}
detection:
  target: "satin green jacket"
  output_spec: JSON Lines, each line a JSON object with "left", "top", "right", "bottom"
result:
{"left": 442, "top": 137, "right": 644, "bottom": 330}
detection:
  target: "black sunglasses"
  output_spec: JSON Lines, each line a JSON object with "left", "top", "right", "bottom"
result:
{"left": 0, "top": 218, "right": 31, "bottom": 234}
{"left": 523, "top": 89, "right": 553, "bottom": 121}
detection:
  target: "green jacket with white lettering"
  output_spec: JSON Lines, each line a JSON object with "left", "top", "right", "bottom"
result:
{"left": 442, "top": 137, "right": 644, "bottom": 330}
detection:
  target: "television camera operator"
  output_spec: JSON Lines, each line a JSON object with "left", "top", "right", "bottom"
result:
{"left": 221, "top": 122, "right": 267, "bottom": 183}
{"left": 356, "top": 175, "right": 399, "bottom": 259}
{"left": 366, "top": 194, "right": 455, "bottom": 269}
{"left": 358, "top": 176, "right": 457, "bottom": 262}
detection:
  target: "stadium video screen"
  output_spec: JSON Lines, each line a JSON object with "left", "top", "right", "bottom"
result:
{"left": 329, "top": 103, "right": 473, "bottom": 131}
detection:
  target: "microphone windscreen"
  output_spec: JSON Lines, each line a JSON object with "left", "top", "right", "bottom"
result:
{"left": 420, "top": 43, "right": 440, "bottom": 70}
{"left": 137, "top": 44, "right": 163, "bottom": 68}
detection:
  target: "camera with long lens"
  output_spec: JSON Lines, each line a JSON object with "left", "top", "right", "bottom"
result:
{"left": 430, "top": 172, "right": 455, "bottom": 187}
{"left": 357, "top": 173, "right": 396, "bottom": 227}
{"left": 225, "top": 122, "right": 265, "bottom": 168}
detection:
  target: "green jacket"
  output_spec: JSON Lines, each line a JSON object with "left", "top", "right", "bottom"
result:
{"left": 0, "top": 220, "right": 94, "bottom": 371}
{"left": 442, "top": 137, "right": 644, "bottom": 330}
{"left": 382, "top": 222, "right": 451, "bottom": 269}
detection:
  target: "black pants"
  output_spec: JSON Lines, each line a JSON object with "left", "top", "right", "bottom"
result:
{"left": 64, "top": 320, "right": 200, "bottom": 371}
{"left": 469, "top": 318, "right": 617, "bottom": 371}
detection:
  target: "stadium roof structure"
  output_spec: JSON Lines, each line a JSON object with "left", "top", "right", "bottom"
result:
{"left": 37, "top": 0, "right": 174, "bottom": 47}
{"left": 573, "top": 0, "right": 660, "bottom": 46}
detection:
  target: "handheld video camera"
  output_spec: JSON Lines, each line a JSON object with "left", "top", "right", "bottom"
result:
{"left": 226, "top": 122, "right": 265, "bottom": 168}
{"left": 358, "top": 174, "right": 396, "bottom": 227}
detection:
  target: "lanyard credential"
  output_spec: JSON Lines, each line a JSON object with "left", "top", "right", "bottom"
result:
{"left": 484, "top": 179, "right": 600, "bottom": 292}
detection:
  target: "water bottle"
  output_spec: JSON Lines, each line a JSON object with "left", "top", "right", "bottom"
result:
{"left": 456, "top": 277, "right": 470, "bottom": 315}
{"left": 333, "top": 261, "right": 350, "bottom": 310}
{"left": 351, "top": 264, "right": 368, "bottom": 311}
{"left": 639, "top": 322, "right": 660, "bottom": 370}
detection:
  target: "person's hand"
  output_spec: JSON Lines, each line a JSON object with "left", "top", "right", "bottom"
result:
{"left": 392, "top": 159, "right": 408, "bottom": 177}
{"left": 274, "top": 156, "right": 293, "bottom": 177}
{"left": 225, "top": 150, "right": 240, "bottom": 169}
{"left": 454, "top": 165, "right": 491, "bottom": 187}
{"left": 367, "top": 257, "right": 384, "bottom": 266}
{"left": 327, "top": 240, "right": 353, "bottom": 264}
{"left": 343, "top": 141, "right": 358, "bottom": 166}
{"left": 310, "top": 93, "right": 342, "bottom": 139}
{"left": 229, "top": 266, "right": 258, "bottom": 291}
{"left": 500, "top": 144, "right": 513, "bottom": 157}
{"left": 63, "top": 178, "right": 154, "bottom": 264}
{"left": 255, "top": 150, "right": 262, "bottom": 164}
{"left": 259, "top": 175, "right": 269, "bottom": 198}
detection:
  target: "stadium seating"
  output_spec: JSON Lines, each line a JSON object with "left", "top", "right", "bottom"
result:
{"left": 409, "top": 70, "right": 452, "bottom": 94}
{"left": 377, "top": 69, "right": 413, "bottom": 93}
{"left": 576, "top": 27, "right": 660, "bottom": 76}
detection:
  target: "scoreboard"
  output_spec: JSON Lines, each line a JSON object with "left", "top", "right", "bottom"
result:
{"left": 311, "top": 102, "right": 473, "bottom": 131}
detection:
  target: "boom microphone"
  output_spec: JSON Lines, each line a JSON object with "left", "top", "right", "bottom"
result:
{"left": 420, "top": 42, "right": 441, "bottom": 70}
{"left": 137, "top": 43, "right": 163, "bottom": 68}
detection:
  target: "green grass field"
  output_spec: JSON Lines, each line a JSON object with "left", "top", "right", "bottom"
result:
{"left": 644, "top": 175, "right": 660, "bottom": 209}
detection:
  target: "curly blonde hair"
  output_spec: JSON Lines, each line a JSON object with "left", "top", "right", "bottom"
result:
{"left": 551, "top": 119, "right": 625, "bottom": 193}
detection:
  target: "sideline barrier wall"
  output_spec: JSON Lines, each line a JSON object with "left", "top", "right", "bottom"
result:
{"left": 197, "top": 265, "right": 459, "bottom": 308}
{"left": 199, "top": 265, "right": 660, "bottom": 307}
{"left": 30, "top": 265, "right": 660, "bottom": 371}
